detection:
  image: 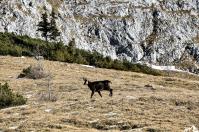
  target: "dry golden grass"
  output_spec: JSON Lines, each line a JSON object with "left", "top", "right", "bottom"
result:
{"left": 0, "top": 56, "right": 199, "bottom": 131}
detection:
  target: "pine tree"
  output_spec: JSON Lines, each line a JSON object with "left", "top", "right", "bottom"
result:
{"left": 49, "top": 9, "right": 60, "bottom": 41}
{"left": 37, "top": 11, "right": 51, "bottom": 42}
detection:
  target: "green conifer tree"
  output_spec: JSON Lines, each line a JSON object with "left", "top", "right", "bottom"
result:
{"left": 37, "top": 11, "right": 51, "bottom": 42}
{"left": 49, "top": 9, "right": 60, "bottom": 41}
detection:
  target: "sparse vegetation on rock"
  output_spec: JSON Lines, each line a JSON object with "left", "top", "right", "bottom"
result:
{"left": 0, "top": 32, "right": 162, "bottom": 76}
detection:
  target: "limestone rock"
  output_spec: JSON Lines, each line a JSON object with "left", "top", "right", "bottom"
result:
{"left": 1, "top": 0, "right": 199, "bottom": 67}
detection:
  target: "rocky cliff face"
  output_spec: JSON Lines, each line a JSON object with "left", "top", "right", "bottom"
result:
{"left": 1, "top": 0, "right": 199, "bottom": 67}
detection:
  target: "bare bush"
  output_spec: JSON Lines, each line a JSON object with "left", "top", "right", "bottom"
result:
{"left": 37, "top": 74, "right": 57, "bottom": 102}
{"left": 18, "top": 65, "right": 47, "bottom": 79}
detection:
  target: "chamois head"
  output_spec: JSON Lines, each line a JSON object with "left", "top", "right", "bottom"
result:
{"left": 83, "top": 77, "right": 88, "bottom": 85}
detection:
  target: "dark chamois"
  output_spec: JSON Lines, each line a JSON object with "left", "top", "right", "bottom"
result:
{"left": 83, "top": 78, "right": 113, "bottom": 98}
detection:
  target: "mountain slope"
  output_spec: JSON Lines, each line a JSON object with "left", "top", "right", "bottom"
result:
{"left": 0, "top": 56, "right": 199, "bottom": 131}
{"left": 1, "top": 0, "right": 199, "bottom": 66}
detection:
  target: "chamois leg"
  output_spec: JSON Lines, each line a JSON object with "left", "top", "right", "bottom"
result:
{"left": 91, "top": 91, "right": 95, "bottom": 98}
{"left": 98, "top": 91, "right": 102, "bottom": 97}
{"left": 109, "top": 89, "right": 113, "bottom": 97}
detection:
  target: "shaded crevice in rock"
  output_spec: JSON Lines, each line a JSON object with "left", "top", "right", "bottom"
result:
{"left": 2, "top": 7, "right": 6, "bottom": 15}
{"left": 1, "top": 20, "right": 10, "bottom": 32}
{"left": 122, "top": 18, "right": 127, "bottom": 31}
{"left": 116, "top": 45, "right": 128, "bottom": 55}
{"left": 94, "top": 28, "right": 100, "bottom": 38}
{"left": 116, "top": 42, "right": 133, "bottom": 54}
{"left": 140, "top": 9, "right": 160, "bottom": 61}
{"left": 176, "top": 0, "right": 184, "bottom": 9}
{"left": 197, "top": 0, "right": 199, "bottom": 14}
{"left": 152, "top": 9, "right": 159, "bottom": 34}
{"left": 126, "top": 32, "right": 134, "bottom": 42}
{"left": 172, "top": 43, "right": 199, "bottom": 74}
{"left": 87, "top": 25, "right": 100, "bottom": 39}
{"left": 185, "top": 44, "right": 199, "bottom": 62}
{"left": 109, "top": 37, "right": 119, "bottom": 46}
{"left": 29, "top": 2, "right": 33, "bottom": 7}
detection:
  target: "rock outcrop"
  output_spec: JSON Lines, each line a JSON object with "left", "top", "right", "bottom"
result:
{"left": 1, "top": 0, "right": 199, "bottom": 67}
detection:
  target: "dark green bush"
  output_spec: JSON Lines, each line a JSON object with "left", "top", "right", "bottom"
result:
{"left": 0, "top": 83, "right": 27, "bottom": 109}
{"left": 17, "top": 66, "right": 32, "bottom": 78}
{"left": 51, "top": 50, "right": 66, "bottom": 62}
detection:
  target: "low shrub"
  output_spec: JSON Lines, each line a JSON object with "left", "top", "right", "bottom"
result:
{"left": 38, "top": 92, "right": 57, "bottom": 102}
